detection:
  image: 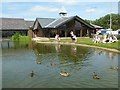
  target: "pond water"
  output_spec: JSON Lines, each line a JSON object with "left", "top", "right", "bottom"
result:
{"left": 2, "top": 41, "right": 119, "bottom": 88}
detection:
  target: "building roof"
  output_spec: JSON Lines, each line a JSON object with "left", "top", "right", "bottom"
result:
{"left": 74, "top": 16, "right": 94, "bottom": 29}
{"left": 25, "top": 20, "right": 34, "bottom": 28}
{"left": 45, "top": 16, "right": 74, "bottom": 28}
{"left": 0, "top": 18, "right": 34, "bottom": 30}
{"left": 90, "top": 23, "right": 103, "bottom": 29}
{"left": 44, "top": 16, "right": 94, "bottom": 29}
{"left": 36, "top": 18, "right": 55, "bottom": 28}
{"left": 35, "top": 16, "right": 94, "bottom": 29}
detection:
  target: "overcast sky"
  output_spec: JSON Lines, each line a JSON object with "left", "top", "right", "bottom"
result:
{"left": 1, "top": 0, "right": 119, "bottom": 20}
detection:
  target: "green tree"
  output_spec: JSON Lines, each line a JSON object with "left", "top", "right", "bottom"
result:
{"left": 85, "top": 14, "right": 120, "bottom": 30}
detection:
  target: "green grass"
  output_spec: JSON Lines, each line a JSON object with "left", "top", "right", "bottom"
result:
{"left": 77, "top": 38, "right": 120, "bottom": 50}
{"left": 50, "top": 37, "right": 120, "bottom": 51}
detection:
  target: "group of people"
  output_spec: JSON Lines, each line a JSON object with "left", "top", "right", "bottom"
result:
{"left": 93, "top": 34, "right": 118, "bottom": 44}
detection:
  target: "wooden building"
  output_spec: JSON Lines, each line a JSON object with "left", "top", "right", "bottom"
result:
{"left": 31, "top": 15, "right": 100, "bottom": 38}
{"left": 30, "top": 8, "right": 103, "bottom": 38}
{"left": 1, "top": 12, "right": 102, "bottom": 38}
{"left": 0, "top": 18, "right": 34, "bottom": 38}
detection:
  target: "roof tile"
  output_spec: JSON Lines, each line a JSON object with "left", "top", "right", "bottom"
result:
{"left": 37, "top": 18, "right": 55, "bottom": 28}
{"left": 0, "top": 18, "right": 28, "bottom": 30}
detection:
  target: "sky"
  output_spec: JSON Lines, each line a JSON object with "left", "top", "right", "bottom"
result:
{"left": 0, "top": 0, "right": 119, "bottom": 21}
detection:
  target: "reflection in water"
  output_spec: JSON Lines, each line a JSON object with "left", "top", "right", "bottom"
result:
{"left": 55, "top": 44, "right": 61, "bottom": 53}
{"left": 94, "top": 48, "right": 118, "bottom": 73}
{"left": 108, "top": 52, "right": 118, "bottom": 69}
{"left": 71, "top": 45, "right": 77, "bottom": 57}
{"left": 94, "top": 49, "right": 103, "bottom": 56}
{"left": 33, "top": 44, "right": 95, "bottom": 76}
{"left": 1, "top": 40, "right": 33, "bottom": 49}
{"left": 2, "top": 41, "right": 119, "bottom": 88}
{"left": 107, "top": 52, "right": 117, "bottom": 60}
{"left": 94, "top": 48, "right": 117, "bottom": 61}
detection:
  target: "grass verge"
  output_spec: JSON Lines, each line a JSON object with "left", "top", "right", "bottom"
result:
{"left": 50, "top": 37, "right": 120, "bottom": 51}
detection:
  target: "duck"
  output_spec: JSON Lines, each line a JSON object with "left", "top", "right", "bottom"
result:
{"left": 30, "top": 70, "right": 34, "bottom": 77}
{"left": 37, "top": 53, "right": 41, "bottom": 55}
{"left": 92, "top": 72, "right": 100, "bottom": 79}
{"left": 60, "top": 72, "right": 70, "bottom": 77}
{"left": 37, "top": 61, "right": 41, "bottom": 64}
{"left": 51, "top": 63, "right": 56, "bottom": 66}
{"left": 110, "top": 66, "right": 118, "bottom": 70}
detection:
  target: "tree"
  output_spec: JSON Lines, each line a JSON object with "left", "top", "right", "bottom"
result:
{"left": 85, "top": 14, "right": 120, "bottom": 30}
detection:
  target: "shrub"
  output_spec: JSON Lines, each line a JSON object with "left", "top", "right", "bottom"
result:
{"left": 11, "top": 33, "right": 31, "bottom": 42}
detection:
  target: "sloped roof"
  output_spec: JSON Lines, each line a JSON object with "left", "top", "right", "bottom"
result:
{"left": 33, "top": 16, "right": 95, "bottom": 29}
{"left": 0, "top": 18, "right": 28, "bottom": 30}
{"left": 35, "top": 16, "right": 95, "bottom": 29}
{"left": 25, "top": 20, "right": 34, "bottom": 28}
{"left": 74, "top": 16, "right": 94, "bottom": 29}
{"left": 44, "top": 16, "right": 94, "bottom": 29}
{"left": 45, "top": 16, "right": 74, "bottom": 28}
{"left": 90, "top": 23, "right": 103, "bottom": 29}
{"left": 36, "top": 18, "right": 55, "bottom": 28}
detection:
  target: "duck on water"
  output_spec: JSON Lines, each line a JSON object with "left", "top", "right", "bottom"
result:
{"left": 60, "top": 72, "right": 70, "bottom": 77}
{"left": 92, "top": 72, "right": 100, "bottom": 79}
{"left": 30, "top": 70, "right": 35, "bottom": 77}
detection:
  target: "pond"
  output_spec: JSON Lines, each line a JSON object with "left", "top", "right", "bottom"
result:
{"left": 2, "top": 41, "right": 119, "bottom": 88}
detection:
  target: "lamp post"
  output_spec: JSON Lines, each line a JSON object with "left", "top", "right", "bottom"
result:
{"left": 110, "top": 2, "right": 112, "bottom": 30}
{"left": 110, "top": 13, "right": 112, "bottom": 29}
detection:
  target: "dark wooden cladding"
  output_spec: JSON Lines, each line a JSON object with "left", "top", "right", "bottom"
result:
{"left": 32, "top": 17, "right": 96, "bottom": 38}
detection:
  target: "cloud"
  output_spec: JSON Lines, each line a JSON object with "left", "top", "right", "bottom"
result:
{"left": 86, "top": 8, "right": 96, "bottom": 13}
{"left": 30, "top": 6, "right": 59, "bottom": 13}
{"left": 2, "top": 0, "right": 119, "bottom": 2}
{"left": 57, "top": 0, "right": 78, "bottom": 5}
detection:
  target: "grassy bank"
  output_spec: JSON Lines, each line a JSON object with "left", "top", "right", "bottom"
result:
{"left": 50, "top": 37, "right": 120, "bottom": 51}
